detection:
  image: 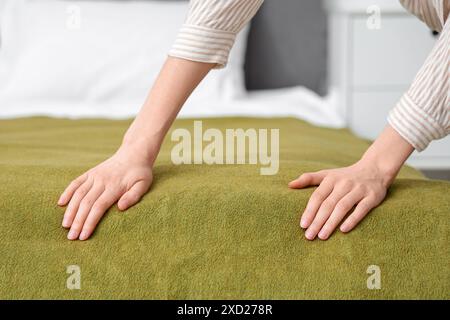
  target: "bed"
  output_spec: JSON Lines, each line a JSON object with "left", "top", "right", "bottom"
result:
{"left": 0, "top": 0, "right": 449, "bottom": 299}
{"left": 0, "top": 116, "right": 449, "bottom": 299}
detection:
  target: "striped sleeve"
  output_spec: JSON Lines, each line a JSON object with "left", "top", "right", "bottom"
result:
{"left": 169, "top": 0, "right": 264, "bottom": 68}
{"left": 388, "top": 0, "right": 450, "bottom": 151}
{"left": 398, "top": 0, "right": 447, "bottom": 31}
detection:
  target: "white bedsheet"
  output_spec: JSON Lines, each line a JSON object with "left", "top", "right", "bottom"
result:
{"left": 179, "top": 86, "right": 344, "bottom": 128}
{"left": 0, "top": 0, "right": 344, "bottom": 128}
{"left": 0, "top": 86, "right": 344, "bottom": 128}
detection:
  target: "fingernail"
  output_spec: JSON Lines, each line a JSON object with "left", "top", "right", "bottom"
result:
{"left": 318, "top": 231, "right": 327, "bottom": 239}
{"left": 300, "top": 219, "right": 307, "bottom": 228}
{"left": 305, "top": 230, "right": 314, "bottom": 240}
{"left": 340, "top": 224, "right": 349, "bottom": 233}
{"left": 79, "top": 231, "right": 88, "bottom": 241}
{"left": 67, "top": 230, "right": 77, "bottom": 240}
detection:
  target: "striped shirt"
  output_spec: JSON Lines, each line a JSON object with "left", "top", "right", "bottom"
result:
{"left": 388, "top": 0, "right": 449, "bottom": 151}
{"left": 169, "top": 0, "right": 264, "bottom": 68}
{"left": 169, "top": 0, "right": 449, "bottom": 152}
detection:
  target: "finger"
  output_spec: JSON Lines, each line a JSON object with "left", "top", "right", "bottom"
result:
{"left": 300, "top": 178, "right": 333, "bottom": 229}
{"left": 62, "top": 179, "right": 93, "bottom": 228}
{"left": 67, "top": 183, "right": 105, "bottom": 240}
{"left": 117, "top": 180, "right": 151, "bottom": 211}
{"left": 318, "top": 190, "right": 365, "bottom": 240}
{"left": 79, "top": 189, "right": 119, "bottom": 241}
{"left": 305, "top": 186, "right": 351, "bottom": 240}
{"left": 58, "top": 173, "right": 88, "bottom": 206}
{"left": 340, "top": 197, "right": 376, "bottom": 233}
{"left": 288, "top": 171, "right": 328, "bottom": 189}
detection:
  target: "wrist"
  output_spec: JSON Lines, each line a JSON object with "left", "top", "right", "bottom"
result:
{"left": 357, "top": 125, "right": 414, "bottom": 188}
{"left": 120, "top": 135, "right": 160, "bottom": 167}
{"left": 357, "top": 154, "right": 397, "bottom": 188}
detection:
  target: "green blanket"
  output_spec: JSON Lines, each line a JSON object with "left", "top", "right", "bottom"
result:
{"left": 0, "top": 117, "right": 448, "bottom": 299}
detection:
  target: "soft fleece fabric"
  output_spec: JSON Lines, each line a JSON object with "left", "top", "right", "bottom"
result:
{"left": 0, "top": 117, "right": 448, "bottom": 299}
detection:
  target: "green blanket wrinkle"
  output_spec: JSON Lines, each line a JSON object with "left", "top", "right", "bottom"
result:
{"left": 0, "top": 117, "right": 448, "bottom": 299}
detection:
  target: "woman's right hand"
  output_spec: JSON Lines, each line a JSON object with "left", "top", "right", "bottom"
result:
{"left": 58, "top": 145, "right": 153, "bottom": 241}
{"left": 57, "top": 57, "right": 215, "bottom": 241}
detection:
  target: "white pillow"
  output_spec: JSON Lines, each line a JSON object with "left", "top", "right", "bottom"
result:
{"left": 0, "top": 0, "right": 249, "bottom": 118}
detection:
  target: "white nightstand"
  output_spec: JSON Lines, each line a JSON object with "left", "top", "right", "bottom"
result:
{"left": 323, "top": 0, "right": 450, "bottom": 170}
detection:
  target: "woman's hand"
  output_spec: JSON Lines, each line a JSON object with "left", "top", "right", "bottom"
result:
{"left": 58, "top": 146, "right": 153, "bottom": 240}
{"left": 57, "top": 57, "right": 215, "bottom": 241}
{"left": 289, "top": 160, "right": 390, "bottom": 240}
{"left": 288, "top": 125, "right": 414, "bottom": 241}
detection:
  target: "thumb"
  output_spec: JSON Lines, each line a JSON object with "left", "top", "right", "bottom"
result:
{"left": 118, "top": 179, "right": 151, "bottom": 211}
{"left": 288, "top": 171, "right": 326, "bottom": 189}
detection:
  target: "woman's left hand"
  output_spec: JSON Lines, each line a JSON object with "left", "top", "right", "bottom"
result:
{"left": 288, "top": 160, "right": 392, "bottom": 240}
